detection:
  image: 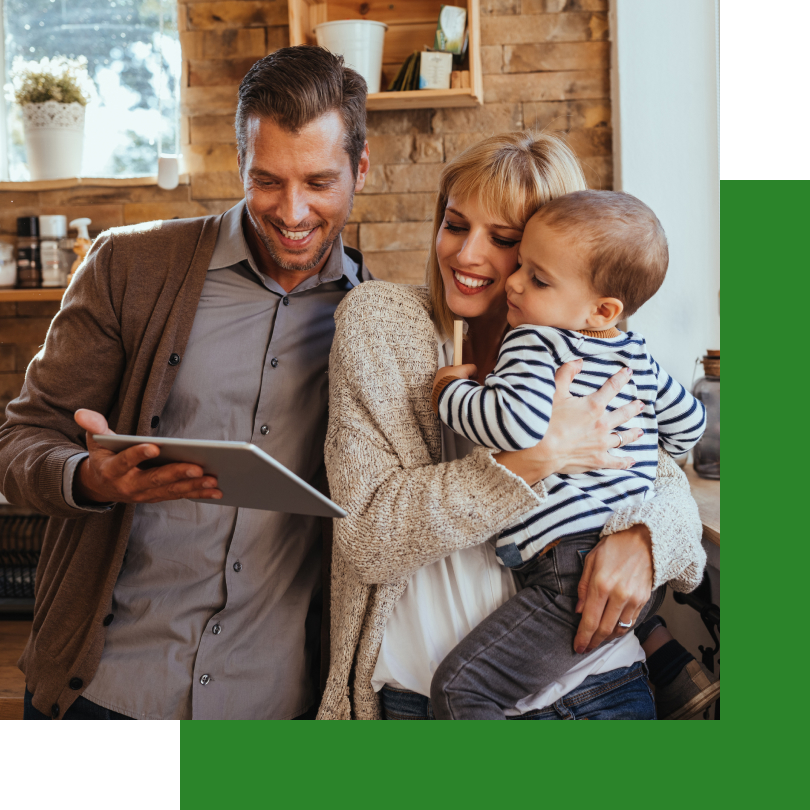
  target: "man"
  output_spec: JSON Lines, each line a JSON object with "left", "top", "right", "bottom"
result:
{"left": 0, "top": 46, "right": 371, "bottom": 719}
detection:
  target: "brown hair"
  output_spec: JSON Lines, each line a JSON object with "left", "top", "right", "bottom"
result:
{"left": 533, "top": 190, "right": 669, "bottom": 318}
{"left": 426, "top": 132, "right": 587, "bottom": 339}
{"left": 236, "top": 45, "right": 367, "bottom": 177}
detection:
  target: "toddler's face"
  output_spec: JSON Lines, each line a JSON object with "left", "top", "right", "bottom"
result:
{"left": 505, "top": 218, "right": 599, "bottom": 331}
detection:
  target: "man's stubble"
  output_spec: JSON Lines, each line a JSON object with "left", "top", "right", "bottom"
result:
{"left": 246, "top": 190, "right": 355, "bottom": 274}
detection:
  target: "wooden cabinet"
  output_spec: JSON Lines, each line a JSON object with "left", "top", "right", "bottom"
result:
{"left": 288, "top": 1, "right": 483, "bottom": 111}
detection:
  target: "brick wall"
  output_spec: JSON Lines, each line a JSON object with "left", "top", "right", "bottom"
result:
{"left": 0, "top": 0, "right": 612, "bottom": 411}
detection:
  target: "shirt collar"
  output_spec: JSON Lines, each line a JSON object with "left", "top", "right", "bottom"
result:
{"left": 209, "top": 200, "right": 361, "bottom": 294}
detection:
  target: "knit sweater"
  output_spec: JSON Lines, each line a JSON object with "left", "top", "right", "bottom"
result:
{"left": 317, "top": 281, "right": 706, "bottom": 720}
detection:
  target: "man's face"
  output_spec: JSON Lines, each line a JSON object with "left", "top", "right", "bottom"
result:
{"left": 239, "top": 112, "right": 369, "bottom": 284}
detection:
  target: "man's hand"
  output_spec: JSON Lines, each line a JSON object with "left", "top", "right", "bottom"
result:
{"left": 573, "top": 525, "right": 653, "bottom": 654}
{"left": 73, "top": 409, "right": 223, "bottom": 505}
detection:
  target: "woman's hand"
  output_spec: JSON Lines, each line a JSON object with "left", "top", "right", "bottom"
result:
{"left": 573, "top": 525, "right": 654, "bottom": 654}
{"left": 493, "top": 360, "right": 645, "bottom": 485}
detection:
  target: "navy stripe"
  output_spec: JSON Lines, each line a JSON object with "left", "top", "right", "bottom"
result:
{"left": 515, "top": 506, "right": 614, "bottom": 550}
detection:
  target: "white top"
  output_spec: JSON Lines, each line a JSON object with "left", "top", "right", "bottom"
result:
{"left": 371, "top": 328, "right": 644, "bottom": 715}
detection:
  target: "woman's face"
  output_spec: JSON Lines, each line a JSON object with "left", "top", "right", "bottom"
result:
{"left": 436, "top": 195, "right": 524, "bottom": 322}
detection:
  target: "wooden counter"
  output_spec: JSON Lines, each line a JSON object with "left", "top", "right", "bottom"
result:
{"left": 0, "top": 620, "right": 29, "bottom": 719}
{"left": 684, "top": 464, "right": 720, "bottom": 546}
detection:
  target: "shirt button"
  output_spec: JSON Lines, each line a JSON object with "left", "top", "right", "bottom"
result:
{"left": 168, "top": 353, "right": 180, "bottom": 366}
{"left": 260, "top": 425, "right": 269, "bottom": 435}
{"left": 199, "top": 674, "right": 210, "bottom": 686}
{"left": 212, "top": 624, "right": 222, "bottom": 635}
{"left": 270, "top": 357, "right": 279, "bottom": 368}
{"left": 233, "top": 561, "right": 242, "bottom": 572}
{"left": 282, "top": 296, "right": 289, "bottom": 306}
{"left": 69, "top": 677, "right": 83, "bottom": 690}
{"left": 51, "top": 704, "right": 60, "bottom": 719}
{"left": 103, "top": 613, "right": 114, "bottom": 626}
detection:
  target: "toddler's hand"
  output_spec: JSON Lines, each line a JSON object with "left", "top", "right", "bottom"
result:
{"left": 433, "top": 363, "right": 477, "bottom": 391}
{"left": 431, "top": 363, "right": 478, "bottom": 415}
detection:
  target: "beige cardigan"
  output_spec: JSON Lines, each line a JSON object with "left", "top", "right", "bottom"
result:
{"left": 317, "top": 281, "right": 705, "bottom": 720}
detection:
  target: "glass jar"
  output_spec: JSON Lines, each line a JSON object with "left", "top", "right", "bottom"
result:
{"left": 693, "top": 350, "right": 720, "bottom": 480}
{"left": 39, "top": 215, "right": 68, "bottom": 288}
{"left": 0, "top": 243, "right": 15, "bottom": 288}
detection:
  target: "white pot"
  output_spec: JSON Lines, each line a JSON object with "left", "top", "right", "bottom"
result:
{"left": 22, "top": 101, "right": 86, "bottom": 181}
{"left": 315, "top": 20, "right": 387, "bottom": 94}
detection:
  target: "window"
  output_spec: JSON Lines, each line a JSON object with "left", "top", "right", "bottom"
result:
{"left": 2, "top": 0, "right": 181, "bottom": 180}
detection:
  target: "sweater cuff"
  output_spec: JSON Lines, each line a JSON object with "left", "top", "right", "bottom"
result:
{"left": 62, "top": 452, "right": 114, "bottom": 512}
{"left": 431, "top": 375, "right": 464, "bottom": 415}
{"left": 473, "top": 444, "right": 549, "bottom": 511}
{"left": 40, "top": 445, "right": 113, "bottom": 516}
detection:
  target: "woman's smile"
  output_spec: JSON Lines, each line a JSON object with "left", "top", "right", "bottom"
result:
{"left": 452, "top": 268, "right": 495, "bottom": 295}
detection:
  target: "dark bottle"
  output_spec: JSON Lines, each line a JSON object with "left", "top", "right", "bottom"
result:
{"left": 693, "top": 350, "right": 720, "bottom": 480}
{"left": 16, "top": 216, "right": 41, "bottom": 289}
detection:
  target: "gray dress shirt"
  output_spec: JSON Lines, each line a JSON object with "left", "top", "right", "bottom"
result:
{"left": 75, "top": 201, "right": 367, "bottom": 719}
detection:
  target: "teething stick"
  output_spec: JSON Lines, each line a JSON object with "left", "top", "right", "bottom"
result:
{"left": 454, "top": 320, "right": 463, "bottom": 366}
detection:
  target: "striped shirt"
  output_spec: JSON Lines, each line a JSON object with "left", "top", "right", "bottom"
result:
{"left": 437, "top": 326, "right": 706, "bottom": 567}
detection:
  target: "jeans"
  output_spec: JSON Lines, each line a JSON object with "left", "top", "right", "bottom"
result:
{"left": 430, "top": 531, "right": 662, "bottom": 720}
{"left": 381, "top": 661, "right": 656, "bottom": 720}
{"left": 24, "top": 688, "right": 133, "bottom": 720}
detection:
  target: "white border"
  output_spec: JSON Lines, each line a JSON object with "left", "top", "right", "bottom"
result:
{"left": 721, "top": 0, "right": 810, "bottom": 179}
{"left": 4, "top": 721, "right": 179, "bottom": 808}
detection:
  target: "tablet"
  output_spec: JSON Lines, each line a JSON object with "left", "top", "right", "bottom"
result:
{"left": 93, "top": 434, "right": 346, "bottom": 518}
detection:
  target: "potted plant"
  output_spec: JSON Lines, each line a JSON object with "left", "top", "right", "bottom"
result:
{"left": 10, "top": 56, "right": 93, "bottom": 181}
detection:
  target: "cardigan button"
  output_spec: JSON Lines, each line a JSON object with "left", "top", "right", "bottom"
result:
{"left": 51, "top": 703, "right": 60, "bottom": 719}
{"left": 69, "top": 677, "right": 83, "bottom": 690}
{"left": 103, "top": 613, "right": 114, "bottom": 627}
{"left": 151, "top": 416, "right": 160, "bottom": 428}
{"left": 168, "top": 353, "right": 180, "bottom": 366}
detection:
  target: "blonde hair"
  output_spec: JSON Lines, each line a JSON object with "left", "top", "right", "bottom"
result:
{"left": 426, "top": 131, "right": 587, "bottom": 339}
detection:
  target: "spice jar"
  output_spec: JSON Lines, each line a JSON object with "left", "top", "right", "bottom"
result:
{"left": 39, "top": 215, "right": 68, "bottom": 288}
{"left": 0, "top": 243, "right": 15, "bottom": 288}
{"left": 693, "top": 350, "right": 720, "bottom": 480}
{"left": 16, "top": 216, "right": 41, "bottom": 289}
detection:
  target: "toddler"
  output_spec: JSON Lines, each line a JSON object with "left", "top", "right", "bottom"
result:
{"left": 429, "top": 190, "right": 706, "bottom": 719}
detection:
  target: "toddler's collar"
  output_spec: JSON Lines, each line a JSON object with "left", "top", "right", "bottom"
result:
{"left": 577, "top": 327, "right": 621, "bottom": 339}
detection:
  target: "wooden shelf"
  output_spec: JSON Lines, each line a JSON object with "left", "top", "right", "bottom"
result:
{"left": 0, "top": 175, "right": 189, "bottom": 193}
{"left": 288, "top": 1, "right": 483, "bottom": 111}
{"left": 366, "top": 87, "right": 480, "bottom": 111}
{"left": 0, "top": 288, "right": 65, "bottom": 302}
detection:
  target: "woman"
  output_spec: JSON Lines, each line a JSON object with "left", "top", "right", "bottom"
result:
{"left": 318, "top": 132, "right": 705, "bottom": 720}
